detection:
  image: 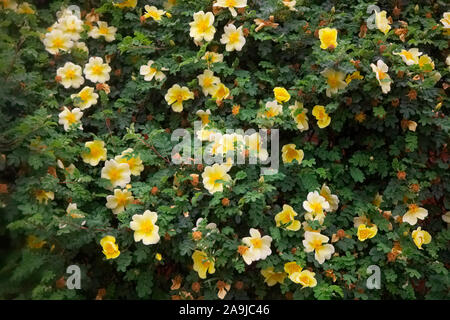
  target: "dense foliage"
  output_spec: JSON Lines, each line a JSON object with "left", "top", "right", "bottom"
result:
{"left": 0, "top": 0, "right": 449, "bottom": 300}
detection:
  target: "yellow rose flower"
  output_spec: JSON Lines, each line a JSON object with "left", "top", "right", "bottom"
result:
{"left": 284, "top": 261, "right": 302, "bottom": 275}
{"left": 263, "top": 100, "right": 283, "bottom": 118}
{"left": 260, "top": 267, "right": 286, "bottom": 286}
{"left": 303, "top": 231, "right": 335, "bottom": 264}
{"left": 81, "top": 140, "right": 107, "bottom": 166}
{"left": 212, "top": 83, "right": 230, "bottom": 101}
{"left": 84, "top": 57, "right": 111, "bottom": 83}
{"left": 88, "top": 21, "right": 117, "bottom": 42}
{"left": 321, "top": 68, "right": 347, "bottom": 97}
{"left": 66, "top": 203, "right": 84, "bottom": 219}
{"left": 393, "top": 48, "right": 422, "bottom": 66}
{"left": 101, "top": 159, "right": 131, "bottom": 188}
{"left": 140, "top": 60, "right": 166, "bottom": 82}
{"left": 42, "top": 29, "right": 73, "bottom": 55}
{"left": 189, "top": 11, "right": 216, "bottom": 42}
{"left": 375, "top": 10, "right": 391, "bottom": 35}
{"left": 17, "top": 2, "right": 35, "bottom": 14}
{"left": 244, "top": 132, "right": 269, "bottom": 161}
{"left": 56, "top": 62, "right": 84, "bottom": 89}
{"left": 357, "top": 224, "right": 378, "bottom": 241}
{"left": 289, "top": 101, "right": 309, "bottom": 131}
{"left": 201, "top": 163, "right": 231, "bottom": 194}
{"left": 319, "top": 183, "right": 339, "bottom": 212}
{"left": 56, "top": 13, "right": 83, "bottom": 41}
{"left": 441, "top": 12, "right": 450, "bottom": 29}
{"left": 192, "top": 250, "right": 215, "bottom": 279}
{"left": 58, "top": 107, "right": 83, "bottom": 131}
{"left": 281, "top": 144, "right": 304, "bottom": 164}
{"left": 164, "top": 84, "right": 194, "bottom": 112}
{"left": 282, "top": 0, "right": 297, "bottom": 11}
{"left": 130, "top": 210, "right": 160, "bottom": 245}
{"left": 370, "top": 59, "right": 392, "bottom": 94}
{"left": 312, "top": 105, "right": 331, "bottom": 128}
{"left": 418, "top": 55, "right": 435, "bottom": 71}
{"left": 196, "top": 109, "right": 211, "bottom": 125}
{"left": 412, "top": 227, "right": 431, "bottom": 250}
{"left": 202, "top": 51, "right": 224, "bottom": 65}
{"left": 142, "top": 5, "right": 166, "bottom": 21}
{"left": 345, "top": 71, "right": 364, "bottom": 84}
{"left": 213, "top": 0, "right": 247, "bottom": 17}
{"left": 273, "top": 87, "right": 291, "bottom": 103}
{"left": 318, "top": 27, "right": 338, "bottom": 49}
{"left": 197, "top": 70, "right": 220, "bottom": 96}
{"left": 27, "top": 235, "right": 46, "bottom": 249}
{"left": 113, "top": 0, "right": 137, "bottom": 9}
{"left": 275, "top": 204, "right": 301, "bottom": 231}
{"left": 241, "top": 228, "right": 272, "bottom": 265}
{"left": 289, "top": 270, "right": 317, "bottom": 287}
{"left": 115, "top": 148, "right": 144, "bottom": 176}
{"left": 71, "top": 86, "right": 99, "bottom": 110}
{"left": 35, "top": 190, "right": 54, "bottom": 204}
{"left": 100, "top": 235, "right": 120, "bottom": 259}
{"left": 106, "top": 189, "right": 134, "bottom": 214}
{"left": 220, "top": 24, "right": 246, "bottom": 52}
{"left": 403, "top": 204, "right": 428, "bottom": 226}
{"left": 303, "top": 190, "right": 330, "bottom": 224}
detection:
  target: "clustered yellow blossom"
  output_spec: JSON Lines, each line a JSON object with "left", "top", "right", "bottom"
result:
{"left": 260, "top": 267, "right": 286, "bottom": 286}
{"left": 32, "top": 1, "right": 439, "bottom": 290}
{"left": 113, "top": 0, "right": 137, "bottom": 9}
{"left": 115, "top": 148, "right": 144, "bottom": 176}
{"left": 35, "top": 190, "right": 54, "bottom": 204}
{"left": 198, "top": 70, "right": 221, "bottom": 96}
{"left": 273, "top": 87, "right": 291, "bottom": 103}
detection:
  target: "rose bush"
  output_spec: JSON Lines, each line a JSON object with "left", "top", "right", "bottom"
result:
{"left": 0, "top": 0, "right": 449, "bottom": 300}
